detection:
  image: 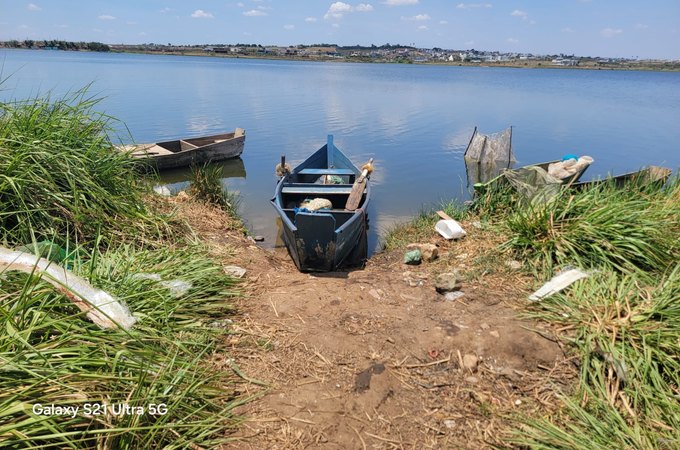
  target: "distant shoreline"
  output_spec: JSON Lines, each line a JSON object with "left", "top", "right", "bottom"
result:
{"left": 3, "top": 46, "right": 679, "bottom": 72}
{"left": 112, "top": 49, "right": 680, "bottom": 72}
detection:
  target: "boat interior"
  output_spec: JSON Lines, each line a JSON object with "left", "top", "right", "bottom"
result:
{"left": 278, "top": 183, "right": 367, "bottom": 228}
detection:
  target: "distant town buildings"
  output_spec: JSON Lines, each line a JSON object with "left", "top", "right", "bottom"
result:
{"left": 1, "top": 40, "right": 677, "bottom": 69}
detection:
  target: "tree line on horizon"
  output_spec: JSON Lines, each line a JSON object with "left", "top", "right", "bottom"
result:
{"left": 1, "top": 40, "right": 110, "bottom": 52}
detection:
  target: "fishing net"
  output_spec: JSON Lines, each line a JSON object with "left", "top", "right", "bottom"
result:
{"left": 464, "top": 127, "right": 515, "bottom": 165}
{"left": 502, "top": 166, "right": 563, "bottom": 204}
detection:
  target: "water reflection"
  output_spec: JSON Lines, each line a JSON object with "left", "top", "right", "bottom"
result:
{"left": 156, "top": 157, "right": 246, "bottom": 193}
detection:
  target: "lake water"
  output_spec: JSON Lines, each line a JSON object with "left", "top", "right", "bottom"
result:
{"left": 2, "top": 49, "right": 679, "bottom": 252}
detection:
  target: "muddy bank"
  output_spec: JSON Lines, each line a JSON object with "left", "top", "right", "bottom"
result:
{"left": 175, "top": 200, "right": 575, "bottom": 449}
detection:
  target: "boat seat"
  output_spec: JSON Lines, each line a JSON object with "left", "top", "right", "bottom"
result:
{"left": 281, "top": 185, "right": 356, "bottom": 195}
{"left": 297, "top": 168, "right": 355, "bottom": 176}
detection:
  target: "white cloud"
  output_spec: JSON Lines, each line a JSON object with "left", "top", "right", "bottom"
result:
{"left": 635, "top": 23, "right": 649, "bottom": 29}
{"left": 456, "top": 3, "right": 492, "bottom": 9}
{"left": 439, "top": 20, "right": 448, "bottom": 25}
{"left": 160, "top": 8, "right": 172, "bottom": 14}
{"left": 257, "top": 5, "right": 270, "bottom": 10}
{"left": 356, "top": 3, "right": 374, "bottom": 12}
{"left": 418, "top": 25, "right": 428, "bottom": 30}
{"left": 98, "top": 15, "right": 116, "bottom": 20}
{"left": 601, "top": 28, "right": 623, "bottom": 38}
{"left": 284, "top": 24, "right": 295, "bottom": 30}
{"left": 325, "top": 2, "right": 353, "bottom": 19}
{"left": 507, "top": 37, "right": 519, "bottom": 43}
{"left": 402, "top": 14, "right": 430, "bottom": 21}
{"left": 243, "top": 9, "right": 266, "bottom": 16}
{"left": 191, "top": 10, "right": 214, "bottom": 18}
{"left": 561, "top": 27, "right": 574, "bottom": 33}
{"left": 511, "top": 10, "right": 528, "bottom": 20}
{"left": 332, "top": 23, "right": 340, "bottom": 28}
{"left": 27, "top": 3, "right": 41, "bottom": 11}
{"left": 305, "top": 17, "right": 318, "bottom": 22}
{"left": 237, "top": 2, "right": 244, "bottom": 6}
{"left": 382, "top": 0, "right": 418, "bottom": 5}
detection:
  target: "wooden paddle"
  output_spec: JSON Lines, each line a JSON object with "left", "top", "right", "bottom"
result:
{"left": 345, "top": 158, "right": 374, "bottom": 211}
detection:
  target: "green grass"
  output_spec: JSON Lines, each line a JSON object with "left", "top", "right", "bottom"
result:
{"left": 0, "top": 88, "right": 172, "bottom": 249}
{"left": 0, "top": 90, "right": 249, "bottom": 448}
{"left": 0, "top": 244, "right": 245, "bottom": 448}
{"left": 497, "top": 177, "right": 679, "bottom": 276}
{"left": 189, "top": 162, "right": 241, "bottom": 215}
{"left": 511, "top": 268, "right": 680, "bottom": 449}
{"left": 382, "top": 199, "right": 468, "bottom": 250}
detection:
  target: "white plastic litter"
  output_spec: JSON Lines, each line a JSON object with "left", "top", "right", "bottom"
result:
{"left": 529, "top": 267, "right": 590, "bottom": 301}
{"left": 132, "top": 272, "right": 162, "bottom": 281}
{"left": 160, "top": 280, "right": 192, "bottom": 297}
{"left": 153, "top": 185, "right": 172, "bottom": 196}
{"left": 223, "top": 265, "right": 247, "bottom": 278}
{"left": 435, "top": 219, "right": 467, "bottom": 240}
{"left": 0, "top": 247, "right": 136, "bottom": 330}
{"left": 133, "top": 273, "right": 192, "bottom": 297}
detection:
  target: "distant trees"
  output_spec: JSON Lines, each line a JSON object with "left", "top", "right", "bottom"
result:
{"left": 0, "top": 40, "right": 110, "bottom": 52}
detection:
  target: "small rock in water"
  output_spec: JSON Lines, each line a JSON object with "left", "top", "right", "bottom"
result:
{"left": 253, "top": 235, "right": 265, "bottom": 242}
{"left": 403, "top": 249, "right": 422, "bottom": 265}
{"left": 444, "top": 291, "right": 465, "bottom": 301}
{"left": 223, "top": 265, "right": 247, "bottom": 278}
{"left": 435, "top": 272, "right": 462, "bottom": 293}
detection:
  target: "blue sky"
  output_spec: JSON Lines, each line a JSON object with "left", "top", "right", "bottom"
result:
{"left": 1, "top": 1, "right": 679, "bottom": 59}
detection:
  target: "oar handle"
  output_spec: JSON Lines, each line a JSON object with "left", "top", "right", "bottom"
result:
{"left": 357, "top": 158, "right": 374, "bottom": 182}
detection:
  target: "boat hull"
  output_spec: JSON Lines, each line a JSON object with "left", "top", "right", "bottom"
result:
{"left": 570, "top": 166, "right": 672, "bottom": 191}
{"left": 271, "top": 136, "right": 371, "bottom": 272}
{"left": 120, "top": 128, "right": 245, "bottom": 170}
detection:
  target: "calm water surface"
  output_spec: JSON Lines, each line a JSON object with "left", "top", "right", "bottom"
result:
{"left": 2, "top": 50, "right": 679, "bottom": 252}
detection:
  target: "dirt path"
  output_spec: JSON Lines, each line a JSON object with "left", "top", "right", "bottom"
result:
{"left": 177, "top": 200, "right": 575, "bottom": 449}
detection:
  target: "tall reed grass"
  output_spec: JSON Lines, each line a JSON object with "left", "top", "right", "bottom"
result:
{"left": 499, "top": 178, "right": 679, "bottom": 275}
{"left": 512, "top": 267, "right": 680, "bottom": 449}
{"left": 188, "top": 162, "right": 241, "bottom": 215}
{"left": 0, "top": 89, "right": 170, "bottom": 248}
{"left": 1, "top": 91, "right": 247, "bottom": 447}
{"left": 0, "top": 243, "right": 244, "bottom": 448}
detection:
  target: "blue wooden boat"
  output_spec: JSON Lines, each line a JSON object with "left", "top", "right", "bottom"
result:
{"left": 271, "top": 135, "right": 370, "bottom": 272}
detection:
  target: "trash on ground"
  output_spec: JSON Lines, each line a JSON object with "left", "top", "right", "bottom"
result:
{"left": 403, "top": 249, "right": 422, "bottom": 265}
{"left": 153, "top": 185, "right": 172, "bottom": 196}
{"left": 223, "top": 265, "right": 247, "bottom": 278}
{"left": 160, "top": 279, "right": 192, "bottom": 297}
{"left": 444, "top": 291, "right": 465, "bottom": 301}
{"left": 435, "top": 210, "right": 467, "bottom": 240}
{"left": 133, "top": 272, "right": 192, "bottom": 297}
{"left": 529, "top": 267, "right": 590, "bottom": 301}
{"left": 1, "top": 247, "right": 136, "bottom": 330}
